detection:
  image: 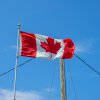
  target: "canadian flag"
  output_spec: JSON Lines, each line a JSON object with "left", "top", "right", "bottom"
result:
{"left": 20, "top": 31, "right": 75, "bottom": 59}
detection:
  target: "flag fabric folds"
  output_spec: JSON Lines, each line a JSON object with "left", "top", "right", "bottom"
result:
{"left": 20, "top": 31, "right": 75, "bottom": 59}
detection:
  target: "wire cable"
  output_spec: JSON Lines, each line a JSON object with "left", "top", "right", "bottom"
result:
{"left": 0, "top": 58, "right": 33, "bottom": 77}
{"left": 68, "top": 61, "right": 78, "bottom": 100}
{"left": 48, "top": 62, "right": 57, "bottom": 100}
{"left": 74, "top": 53, "right": 100, "bottom": 76}
{"left": 1, "top": 53, "right": 100, "bottom": 78}
{"left": 0, "top": 58, "right": 56, "bottom": 100}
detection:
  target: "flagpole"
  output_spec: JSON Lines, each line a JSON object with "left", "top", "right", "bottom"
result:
{"left": 13, "top": 23, "right": 20, "bottom": 100}
{"left": 60, "top": 59, "right": 67, "bottom": 100}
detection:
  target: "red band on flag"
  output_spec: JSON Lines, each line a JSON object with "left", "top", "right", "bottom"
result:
{"left": 62, "top": 39, "right": 75, "bottom": 59}
{"left": 20, "top": 31, "right": 37, "bottom": 58}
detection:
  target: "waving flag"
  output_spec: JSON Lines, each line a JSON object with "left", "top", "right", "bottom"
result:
{"left": 20, "top": 31, "right": 75, "bottom": 59}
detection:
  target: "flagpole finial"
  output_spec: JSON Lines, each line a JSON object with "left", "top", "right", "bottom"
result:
{"left": 17, "top": 23, "right": 21, "bottom": 33}
{"left": 18, "top": 23, "right": 21, "bottom": 27}
{"left": 17, "top": 18, "right": 21, "bottom": 29}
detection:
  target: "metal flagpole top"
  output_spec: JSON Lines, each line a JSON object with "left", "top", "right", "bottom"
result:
{"left": 18, "top": 24, "right": 21, "bottom": 28}
{"left": 17, "top": 19, "right": 21, "bottom": 30}
{"left": 17, "top": 18, "right": 21, "bottom": 31}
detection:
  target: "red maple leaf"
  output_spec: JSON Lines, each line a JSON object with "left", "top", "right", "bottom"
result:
{"left": 40, "top": 37, "right": 61, "bottom": 54}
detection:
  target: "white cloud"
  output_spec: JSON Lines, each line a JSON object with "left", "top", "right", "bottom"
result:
{"left": 3, "top": 45, "right": 17, "bottom": 52}
{"left": 9, "top": 45, "right": 17, "bottom": 49}
{"left": 75, "top": 44, "right": 85, "bottom": 53}
{"left": 75, "top": 39, "right": 94, "bottom": 54}
{"left": 44, "top": 88, "right": 56, "bottom": 93}
{"left": 0, "top": 89, "right": 43, "bottom": 100}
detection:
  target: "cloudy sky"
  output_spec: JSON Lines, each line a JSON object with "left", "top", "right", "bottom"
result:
{"left": 0, "top": 0, "right": 100, "bottom": 100}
